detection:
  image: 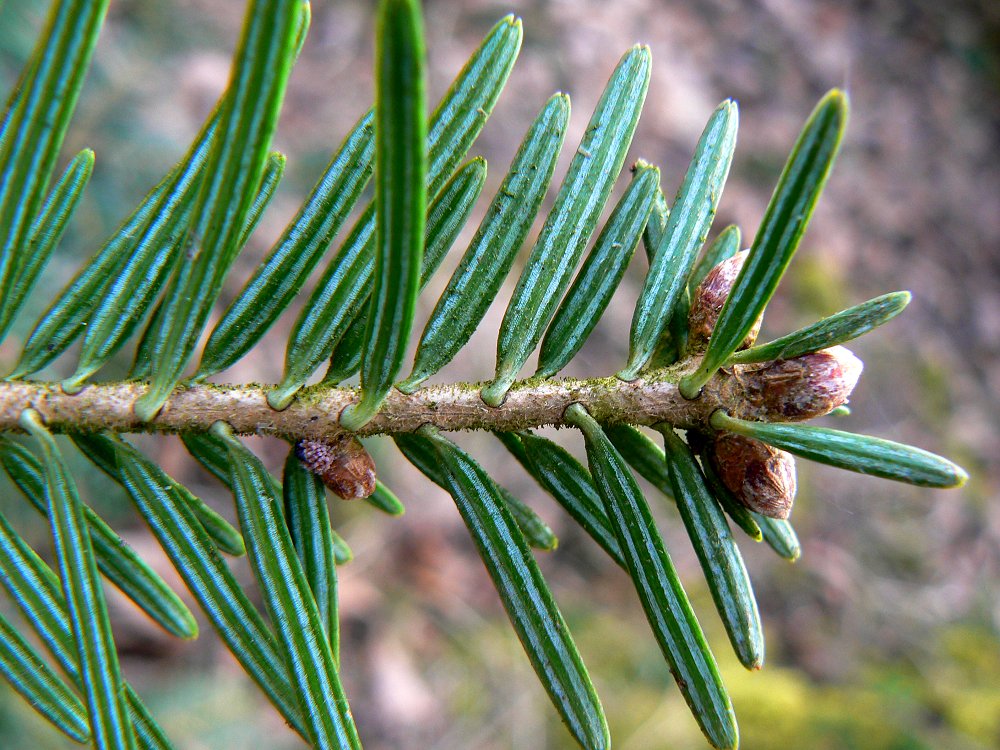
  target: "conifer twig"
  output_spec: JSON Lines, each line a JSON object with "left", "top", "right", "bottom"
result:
{"left": 0, "top": 367, "right": 727, "bottom": 441}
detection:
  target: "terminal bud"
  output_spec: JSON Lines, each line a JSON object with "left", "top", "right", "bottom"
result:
{"left": 737, "top": 345, "right": 863, "bottom": 421}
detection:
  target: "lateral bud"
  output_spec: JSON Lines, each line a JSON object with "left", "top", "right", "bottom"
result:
{"left": 708, "top": 432, "right": 797, "bottom": 519}
{"left": 735, "top": 345, "right": 863, "bottom": 421}
{"left": 688, "top": 250, "right": 761, "bottom": 351}
{"left": 295, "top": 435, "right": 376, "bottom": 499}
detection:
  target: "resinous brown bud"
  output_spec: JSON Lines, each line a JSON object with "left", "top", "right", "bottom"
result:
{"left": 709, "top": 432, "right": 797, "bottom": 519}
{"left": 736, "top": 345, "right": 863, "bottom": 421}
{"left": 295, "top": 435, "right": 376, "bottom": 499}
{"left": 687, "top": 250, "right": 761, "bottom": 351}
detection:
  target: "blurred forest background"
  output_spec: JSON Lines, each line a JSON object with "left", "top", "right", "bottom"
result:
{"left": 0, "top": 0, "right": 998, "bottom": 747}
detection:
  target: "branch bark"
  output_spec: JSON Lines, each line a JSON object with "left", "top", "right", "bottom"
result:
{"left": 0, "top": 364, "right": 732, "bottom": 442}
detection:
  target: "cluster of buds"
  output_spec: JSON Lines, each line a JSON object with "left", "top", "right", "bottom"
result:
{"left": 688, "top": 252, "right": 863, "bottom": 519}
{"left": 295, "top": 435, "right": 377, "bottom": 499}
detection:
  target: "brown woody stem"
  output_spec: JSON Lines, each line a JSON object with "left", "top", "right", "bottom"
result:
{"left": 0, "top": 364, "right": 731, "bottom": 441}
